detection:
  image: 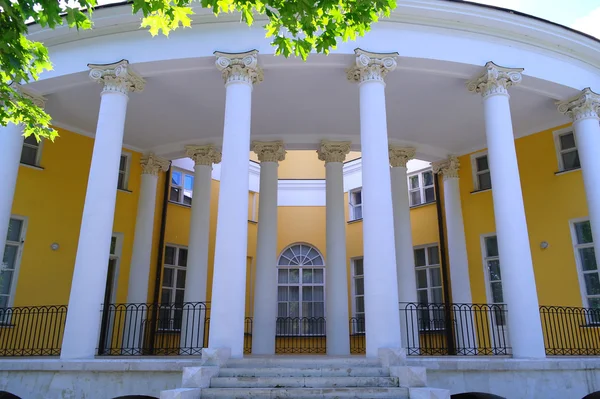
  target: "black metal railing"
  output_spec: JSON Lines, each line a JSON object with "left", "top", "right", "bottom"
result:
{"left": 349, "top": 317, "right": 366, "bottom": 354}
{"left": 400, "top": 302, "right": 511, "bottom": 356}
{"left": 540, "top": 305, "right": 600, "bottom": 356}
{"left": 0, "top": 305, "right": 67, "bottom": 356}
{"left": 274, "top": 317, "right": 326, "bottom": 354}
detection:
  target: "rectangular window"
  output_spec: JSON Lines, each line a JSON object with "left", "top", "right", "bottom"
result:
{"left": 572, "top": 220, "right": 600, "bottom": 313}
{"left": 556, "top": 131, "right": 581, "bottom": 171}
{"left": 20, "top": 136, "right": 41, "bottom": 166}
{"left": 160, "top": 245, "right": 188, "bottom": 330}
{"left": 473, "top": 153, "right": 492, "bottom": 191}
{"left": 1, "top": 218, "right": 26, "bottom": 309}
{"left": 414, "top": 244, "right": 443, "bottom": 330}
{"left": 170, "top": 169, "right": 194, "bottom": 205}
{"left": 352, "top": 258, "right": 365, "bottom": 333}
{"left": 408, "top": 170, "right": 435, "bottom": 206}
{"left": 349, "top": 189, "right": 363, "bottom": 221}
{"left": 483, "top": 235, "right": 507, "bottom": 326}
{"left": 117, "top": 153, "right": 130, "bottom": 191}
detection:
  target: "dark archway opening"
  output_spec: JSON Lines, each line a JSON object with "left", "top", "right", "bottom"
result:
{"left": 583, "top": 392, "right": 600, "bottom": 399}
{"left": 112, "top": 396, "right": 159, "bottom": 399}
{"left": 451, "top": 394, "right": 506, "bottom": 399}
{"left": 0, "top": 392, "right": 22, "bottom": 399}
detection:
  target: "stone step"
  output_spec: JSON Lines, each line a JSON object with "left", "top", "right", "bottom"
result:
{"left": 218, "top": 366, "right": 390, "bottom": 377}
{"left": 210, "top": 376, "right": 399, "bottom": 388}
{"left": 225, "top": 356, "right": 381, "bottom": 369}
{"left": 201, "top": 387, "right": 410, "bottom": 399}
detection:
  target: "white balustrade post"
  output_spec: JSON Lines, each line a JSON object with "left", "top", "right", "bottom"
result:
{"left": 318, "top": 141, "right": 351, "bottom": 355}
{"left": 389, "top": 146, "right": 420, "bottom": 352}
{"left": 61, "top": 60, "right": 145, "bottom": 359}
{"left": 348, "top": 49, "right": 402, "bottom": 357}
{"left": 467, "top": 62, "right": 545, "bottom": 359}
{"left": 180, "top": 145, "right": 221, "bottom": 353}
{"left": 208, "top": 50, "right": 262, "bottom": 358}
{"left": 251, "top": 141, "right": 286, "bottom": 355}
{"left": 558, "top": 89, "right": 600, "bottom": 268}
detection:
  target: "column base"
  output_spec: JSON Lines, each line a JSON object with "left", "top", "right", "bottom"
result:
{"left": 200, "top": 347, "right": 231, "bottom": 367}
{"left": 378, "top": 347, "right": 407, "bottom": 367}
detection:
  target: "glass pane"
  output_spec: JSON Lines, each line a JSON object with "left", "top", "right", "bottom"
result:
{"left": 585, "top": 273, "right": 600, "bottom": 296}
{"left": 312, "top": 255, "right": 323, "bottom": 266}
{"left": 353, "top": 205, "right": 363, "bottom": 220}
{"left": 302, "top": 286, "right": 313, "bottom": 301}
{"left": 110, "top": 236, "right": 117, "bottom": 255}
{"left": 171, "top": 171, "right": 182, "bottom": 186}
{"left": 289, "top": 286, "right": 299, "bottom": 301}
{"left": 313, "top": 286, "right": 324, "bottom": 301}
{"left": 6, "top": 219, "right": 22, "bottom": 242}
{"left": 161, "top": 288, "right": 171, "bottom": 304}
{"left": 117, "top": 172, "right": 125, "bottom": 190}
{"left": 580, "top": 248, "right": 597, "bottom": 271}
{"left": 427, "top": 246, "right": 440, "bottom": 265}
{"left": 279, "top": 257, "right": 290, "bottom": 266}
{"left": 354, "top": 259, "right": 364, "bottom": 276}
{"left": 170, "top": 187, "right": 181, "bottom": 202}
{"left": 0, "top": 271, "right": 13, "bottom": 295}
{"left": 355, "top": 277, "right": 364, "bottom": 295}
{"left": 289, "top": 269, "right": 300, "bottom": 283}
{"left": 425, "top": 187, "right": 435, "bottom": 203}
{"left": 302, "top": 269, "right": 313, "bottom": 283}
{"left": 416, "top": 270, "right": 428, "bottom": 289}
{"left": 430, "top": 267, "right": 442, "bottom": 287}
{"left": 183, "top": 193, "right": 192, "bottom": 206}
{"left": 575, "top": 222, "right": 593, "bottom": 244}
{"left": 410, "top": 191, "right": 421, "bottom": 206}
{"left": 283, "top": 248, "right": 294, "bottom": 259}
{"left": 409, "top": 175, "right": 419, "bottom": 189}
{"left": 485, "top": 236, "right": 499, "bottom": 257}
{"left": 175, "top": 289, "right": 184, "bottom": 304}
{"left": 302, "top": 302, "right": 312, "bottom": 317}
{"left": 314, "top": 302, "right": 324, "bottom": 317}
{"left": 356, "top": 296, "right": 364, "bottom": 313}
{"left": 291, "top": 245, "right": 300, "bottom": 256}
{"left": 313, "top": 269, "right": 324, "bottom": 283}
{"left": 562, "top": 151, "right": 581, "bottom": 170}
{"left": 119, "top": 155, "right": 127, "bottom": 171}
{"left": 164, "top": 246, "right": 175, "bottom": 265}
{"left": 300, "top": 245, "right": 310, "bottom": 256}
{"left": 423, "top": 171, "right": 433, "bottom": 186}
{"left": 478, "top": 172, "right": 492, "bottom": 190}
{"left": 352, "top": 190, "right": 362, "bottom": 205}
{"left": 417, "top": 289, "right": 429, "bottom": 304}
{"left": 476, "top": 155, "right": 489, "bottom": 171}
{"left": 278, "top": 269, "right": 288, "bottom": 283}
{"left": 414, "top": 249, "right": 426, "bottom": 267}
{"left": 178, "top": 248, "right": 188, "bottom": 267}
{"left": 588, "top": 298, "right": 600, "bottom": 310}
{"left": 184, "top": 174, "right": 194, "bottom": 190}
{"left": 2, "top": 246, "right": 18, "bottom": 269}
{"left": 488, "top": 260, "right": 502, "bottom": 281}
{"left": 559, "top": 132, "right": 576, "bottom": 150}
{"left": 162, "top": 268, "right": 174, "bottom": 288}
{"left": 289, "top": 301, "right": 299, "bottom": 317}
{"left": 20, "top": 146, "right": 37, "bottom": 165}
{"left": 24, "top": 135, "right": 38, "bottom": 146}
{"left": 278, "top": 302, "right": 287, "bottom": 317}
{"left": 278, "top": 286, "right": 288, "bottom": 301}
{"left": 491, "top": 282, "right": 504, "bottom": 303}
{"left": 0, "top": 296, "right": 8, "bottom": 309}
{"left": 432, "top": 288, "right": 443, "bottom": 304}
{"left": 176, "top": 270, "right": 186, "bottom": 288}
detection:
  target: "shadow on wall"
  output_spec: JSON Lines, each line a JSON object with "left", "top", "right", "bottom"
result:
{"left": 0, "top": 392, "right": 21, "bottom": 399}
{"left": 451, "top": 394, "right": 506, "bottom": 399}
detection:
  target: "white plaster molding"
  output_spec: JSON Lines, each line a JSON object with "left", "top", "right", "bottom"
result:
{"left": 317, "top": 140, "right": 351, "bottom": 163}
{"left": 432, "top": 155, "right": 460, "bottom": 180}
{"left": 347, "top": 48, "right": 398, "bottom": 84}
{"left": 49, "top": 119, "right": 144, "bottom": 153}
{"left": 389, "top": 146, "right": 416, "bottom": 168}
{"left": 278, "top": 180, "right": 326, "bottom": 207}
{"left": 140, "top": 153, "right": 170, "bottom": 176}
{"left": 88, "top": 59, "right": 145, "bottom": 94}
{"left": 251, "top": 140, "right": 286, "bottom": 163}
{"left": 557, "top": 87, "right": 600, "bottom": 122}
{"left": 214, "top": 50, "right": 263, "bottom": 86}
{"left": 11, "top": 83, "right": 47, "bottom": 108}
{"left": 185, "top": 144, "right": 222, "bottom": 167}
{"left": 467, "top": 61, "right": 523, "bottom": 98}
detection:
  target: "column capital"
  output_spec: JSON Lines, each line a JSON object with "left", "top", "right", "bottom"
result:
{"left": 557, "top": 87, "right": 600, "bottom": 122}
{"left": 347, "top": 48, "right": 398, "bottom": 84}
{"left": 185, "top": 145, "right": 222, "bottom": 167}
{"left": 388, "top": 146, "right": 416, "bottom": 168}
{"left": 467, "top": 61, "right": 523, "bottom": 98}
{"left": 11, "top": 84, "right": 46, "bottom": 108}
{"left": 215, "top": 50, "right": 264, "bottom": 86}
{"left": 88, "top": 59, "right": 145, "bottom": 94}
{"left": 432, "top": 156, "right": 460, "bottom": 180}
{"left": 317, "top": 140, "right": 351, "bottom": 164}
{"left": 140, "top": 153, "right": 170, "bottom": 176}
{"left": 251, "top": 141, "right": 286, "bottom": 163}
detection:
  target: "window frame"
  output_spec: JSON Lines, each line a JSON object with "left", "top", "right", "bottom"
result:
{"left": 20, "top": 136, "right": 43, "bottom": 167}
{"left": 350, "top": 257, "right": 365, "bottom": 334}
{"left": 413, "top": 243, "right": 444, "bottom": 331}
{"left": 554, "top": 127, "right": 581, "bottom": 172}
{"left": 349, "top": 188, "right": 363, "bottom": 221}
{"left": 570, "top": 218, "right": 600, "bottom": 312}
{"left": 117, "top": 152, "right": 132, "bottom": 191}
{"left": 107, "top": 233, "right": 123, "bottom": 306}
{"left": 1, "top": 216, "right": 27, "bottom": 310}
{"left": 169, "top": 168, "right": 194, "bottom": 206}
{"left": 407, "top": 168, "right": 436, "bottom": 207}
{"left": 471, "top": 151, "right": 491, "bottom": 192}
{"left": 480, "top": 233, "right": 508, "bottom": 327}
{"left": 160, "top": 244, "right": 188, "bottom": 331}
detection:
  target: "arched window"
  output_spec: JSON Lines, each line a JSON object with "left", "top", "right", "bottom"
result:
{"left": 0, "top": 392, "right": 22, "bottom": 399}
{"left": 277, "top": 244, "right": 325, "bottom": 324}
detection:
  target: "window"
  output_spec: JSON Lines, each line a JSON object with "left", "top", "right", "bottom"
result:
{"left": 277, "top": 243, "right": 325, "bottom": 335}
{"left": 408, "top": 170, "right": 435, "bottom": 206}
{"left": 159, "top": 245, "right": 187, "bottom": 330}
{"left": 1, "top": 218, "right": 26, "bottom": 309}
{"left": 351, "top": 258, "right": 364, "bottom": 333}
{"left": 349, "top": 189, "right": 362, "bottom": 221}
{"left": 483, "top": 235, "right": 507, "bottom": 326}
{"left": 20, "top": 136, "right": 41, "bottom": 166}
{"left": 572, "top": 220, "right": 600, "bottom": 313}
{"left": 170, "top": 169, "right": 194, "bottom": 205}
{"left": 556, "top": 130, "right": 580, "bottom": 171}
{"left": 473, "top": 153, "right": 492, "bottom": 191}
{"left": 414, "top": 244, "right": 443, "bottom": 330}
{"left": 117, "top": 153, "right": 131, "bottom": 191}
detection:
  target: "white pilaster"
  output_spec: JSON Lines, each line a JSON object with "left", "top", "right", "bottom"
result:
{"left": 467, "top": 61, "right": 545, "bottom": 359}
{"left": 348, "top": 49, "right": 402, "bottom": 357}
{"left": 208, "top": 50, "right": 262, "bottom": 358}
{"left": 389, "top": 146, "right": 420, "bottom": 351}
{"left": 251, "top": 141, "right": 286, "bottom": 355}
{"left": 558, "top": 89, "right": 600, "bottom": 275}
{"left": 61, "top": 60, "right": 145, "bottom": 359}
{"left": 181, "top": 145, "right": 221, "bottom": 352}
{"left": 318, "top": 141, "right": 351, "bottom": 355}
{"left": 0, "top": 88, "right": 45, "bottom": 271}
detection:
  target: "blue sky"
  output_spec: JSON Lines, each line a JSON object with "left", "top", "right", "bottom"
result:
{"left": 472, "top": 0, "right": 600, "bottom": 38}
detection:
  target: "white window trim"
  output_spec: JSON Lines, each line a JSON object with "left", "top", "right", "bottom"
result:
{"left": 2, "top": 215, "right": 28, "bottom": 309}
{"left": 553, "top": 127, "right": 580, "bottom": 172}
{"left": 407, "top": 168, "right": 435, "bottom": 207}
{"left": 20, "top": 137, "right": 44, "bottom": 168}
{"left": 350, "top": 257, "right": 364, "bottom": 334}
{"left": 160, "top": 243, "right": 188, "bottom": 331}
{"left": 118, "top": 152, "right": 132, "bottom": 191}
{"left": 470, "top": 150, "right": 490, "bottom": 192}
{"left": 170, "top": 167, "right": 194, "bottom": 206}
{"left": 249, "top": 191, "right": 258, "bottom": 222}
{"left": 569, "top": 217, "right": 599, "bottom": 311}
{"left": 107, "top": 233, "right": 123, "bottom": 305}
{"left": 348, "top": 188, "right": 363, "bottom": 221}
{"left": 480, "top": 233, "right": 502, "bottom": 307}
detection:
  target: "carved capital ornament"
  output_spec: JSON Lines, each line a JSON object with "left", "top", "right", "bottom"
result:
{"left": 467, "top": 61, "right": 523, "bottom": 98}
{"left": 251, "top": 141, "right": 286, "bottom": 163}
{"left": 347, "top": 49, "right": 398, "bottom": 84}
{"left": 215, "top": 50, "right": 263, "bottom": 86}
{"left": 185, "top": 145, "right": 222, "bottom": 167}
{"left": 140, "top": 153, "right": 170, "bottom": 176}
{"left": 317, "top": 141, "right": 351, "bottom": 164}
{"left": 10, "top": 84, "right": 46, "bottom": 108}
{"left": 388, "top": 146, "right": 416, "bottom": 168}
{"left": 557, "top": 88, "right": 600, "bottom": 122}
{"left": 432, "top": 156, "right": 460, "bottom": 180}
{"left": 88, "top": 59, "right": 145, "bottom": 94}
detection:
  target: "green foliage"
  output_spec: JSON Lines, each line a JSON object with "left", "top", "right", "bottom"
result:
{"left": 1, "top": 0, "right": 395, "bottom": 140}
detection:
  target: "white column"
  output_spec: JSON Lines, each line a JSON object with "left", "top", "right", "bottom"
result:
{"left": 61, "top": 60, "right": 145, "bottom": 359}
{"left": 348, "top": 49, "right": 402, "bottom": 357}
{"left": 0, "top": 88, "right": 45, "bottom": 264}
{"left": 251, "top": 141, "right": 286, "bottom": 355}
{"left": 433, "top": 156, "right": 475, "bottom": 353}
{"left": 467, "top": 62, "right": 545, "bottom": 359}
{"left": 208, "top": 51, "right": 263, "bottom": 358}
{"left": 389, "top": 146, "right": 420, "bottom": 351}
{"left": 558, "top": 88, "right": 600, "bottom": 266}
{"left": 317, "top": 141, "right": 351, "bottom": 355}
